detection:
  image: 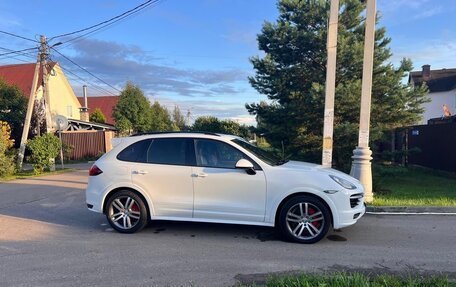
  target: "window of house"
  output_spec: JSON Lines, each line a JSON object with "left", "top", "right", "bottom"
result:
{"left": 67, "top": 105, "right": 73, "bottom": 117}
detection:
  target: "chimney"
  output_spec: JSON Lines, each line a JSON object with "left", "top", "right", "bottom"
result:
{"left": 79, "top": 85, "right": 90, "bottom": 122}
{"left": 422, "top": 64, "right": 431, "bottom": 81}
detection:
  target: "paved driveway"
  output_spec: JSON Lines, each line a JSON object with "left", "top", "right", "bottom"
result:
{"left": 0, "top": 170, "right": 455, "bottom": 286}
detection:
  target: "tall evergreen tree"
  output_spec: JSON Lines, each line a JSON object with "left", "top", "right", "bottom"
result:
{"left": 247, "top": 0, "right": 428, "bottom": 168}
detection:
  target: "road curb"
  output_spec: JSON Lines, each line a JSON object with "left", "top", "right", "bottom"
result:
{"left": 366, "top": 206, "right": 456, "bottom": 214}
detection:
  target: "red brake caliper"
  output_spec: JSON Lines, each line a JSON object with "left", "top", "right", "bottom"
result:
{"left": 308, "top": 207, "right": 321, "bottom": 228}
{"left": 131, "top": 203, "right": 139, "bottom": 212}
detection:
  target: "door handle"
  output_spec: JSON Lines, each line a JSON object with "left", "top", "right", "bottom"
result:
{"left": 133, "top": 170, "right": 148, "bottom": 175}
{"left": 191, "top": 173, "right": 208, "bottom": 178}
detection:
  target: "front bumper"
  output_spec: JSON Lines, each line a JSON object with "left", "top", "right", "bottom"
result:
{"left": 335, "top": 202, "right": 366, "bottom": 229}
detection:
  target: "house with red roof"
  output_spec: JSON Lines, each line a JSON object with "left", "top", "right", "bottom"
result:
{"left": 77, "top": 95, "right": 119, "bottom": 125}
{"left": 0, "top": 62, "right": 83, "bottom": 121}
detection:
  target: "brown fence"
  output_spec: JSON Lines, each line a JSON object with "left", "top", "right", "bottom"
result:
{"left": 405, "top": 123, "right": 456, "bottom": 172}
{"left": 60, "top": 131, "right": 114, "bottom": 160}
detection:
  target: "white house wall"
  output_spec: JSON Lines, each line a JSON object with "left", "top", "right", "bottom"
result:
{"left": 421, "top": 89, "right": 456, "bottom": 124}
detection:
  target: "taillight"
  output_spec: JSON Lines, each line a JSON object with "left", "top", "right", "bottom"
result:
{"left": 89, "top": 165, "right": 103, "bottom": 176}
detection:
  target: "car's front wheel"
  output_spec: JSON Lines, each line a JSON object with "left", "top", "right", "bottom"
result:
{"left": 106, "top": 190, "right": 148, "bottom": 233}
{"left": 278, "top": 195, "right": 330, "bottom": 244}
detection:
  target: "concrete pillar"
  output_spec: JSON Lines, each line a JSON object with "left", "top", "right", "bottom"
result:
{"left": 350, "top": 0, "right": 376, "bottom": 203}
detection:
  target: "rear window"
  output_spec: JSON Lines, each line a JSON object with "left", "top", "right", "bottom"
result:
{"left": 117, "top": 139, "right": 152, "bottom": 163}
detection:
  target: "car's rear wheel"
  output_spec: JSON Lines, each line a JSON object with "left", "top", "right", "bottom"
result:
{"left": 278, "top": 195, "right": 330, "bottom": 244}
{"left": 106, "top": 190, "right": 148, "bottom": 233}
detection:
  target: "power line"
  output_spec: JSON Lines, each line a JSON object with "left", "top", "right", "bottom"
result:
{"left": 0, "top": 46, "right": 37, "bottom": 62}
{"left": 49, "top": 0, "right": 160, "bottom": 42}
{"left": 0, "top": 47, "right": 38, "bottom": 57}
{"left": 53, "top": 64, "right": 118, "bottom": 96}
{"left": 50, "top": 47, "right": 120, "bottom": 93}
{"left": 55, "top": 0, "right": 162, "bottom": 50}
{"left": 0, "top": 30, "right": 39, "bottom": 43}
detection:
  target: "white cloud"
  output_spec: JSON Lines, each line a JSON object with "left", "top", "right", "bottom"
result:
{"left": 154, "top": 96, "right": 256, "bottom": 126}
{"left": 412, "top": 6, "right": 443, "bottom": 20}
{"left": 56, "top": 38, "right": 250, "bottom": 98}
{"left": 391, "top": 40, "right": 456, "bottom": 70}
{"left": 379, "top": 0, "right": 431, "bottom": 12}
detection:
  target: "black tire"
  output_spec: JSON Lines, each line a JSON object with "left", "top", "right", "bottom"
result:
{"left": 278, "top": 195, "right": 331, "bottom": 244}
{"left": 105, "top": 190, "right": 148, "bottom": 233}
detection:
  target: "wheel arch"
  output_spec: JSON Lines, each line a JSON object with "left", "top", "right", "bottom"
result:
{"left": 274, "top": 192, "right": 334, "bottom": 227}
{"left": 103, "top": 187, "right": 152, "bottom": 219}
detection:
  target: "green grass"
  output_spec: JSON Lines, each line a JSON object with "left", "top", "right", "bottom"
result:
{"left": 372, "top": 165, "right": 456, "bottom": 207}
{"left": 0, "top": 168, "right": 75, "bottom": 181}
{"left": 240, "top": 272, "right": 455, "bottom": 287}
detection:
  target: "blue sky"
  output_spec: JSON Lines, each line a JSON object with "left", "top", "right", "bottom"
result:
{"left": 0, "top": 0, "right": 455, "bottom": 125}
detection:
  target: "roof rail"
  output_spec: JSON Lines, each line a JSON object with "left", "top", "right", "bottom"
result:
{"left": 131, "top": 131, "right": 221, "bottom": 137}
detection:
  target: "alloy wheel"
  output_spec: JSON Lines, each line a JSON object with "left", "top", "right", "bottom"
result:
{"left": 285, "top": 202, "right": 325, "bottom": 240}
{"left": 108, "top": 195, "right": 141, "bottom": 230}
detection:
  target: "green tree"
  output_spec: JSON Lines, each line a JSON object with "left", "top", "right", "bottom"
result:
{"left": 27, "top": 133, "right": 61, "bottom": 174}
{"left": 192, "top": 116, "right": 221, "bottom": 133}
{"left": 0, "top": 79, "right": 27, "bottom": 144}
{"left": 191, "top": 116, "right": 251, "bottom": 139}
{"left": 113, "top": 82, "right": 152, "bottom": 134}
{"left": 150, "top": 101, "right": 174, "bottom": 131}
{"left": 0, "top": 121, "right": 15, "bottom": 177}
{"left": 90, "top": 108, "right": 107, "bottom": 124}
{"left": 172, "top": 105, "right": 187, "bottom": 131}
{"left": 246, "top": 0, "right": 428, "bottom": 169}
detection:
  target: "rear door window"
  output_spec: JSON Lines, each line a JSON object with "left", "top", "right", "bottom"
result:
{"left": 147, "top": 138, "right": 195, "bottom": 166}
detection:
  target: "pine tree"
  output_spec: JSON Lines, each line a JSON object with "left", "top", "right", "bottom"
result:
{"left": 246, "top": 0, "right": 428, "bottom": 168}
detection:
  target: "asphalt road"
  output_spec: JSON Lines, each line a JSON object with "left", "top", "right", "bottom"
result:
{"left": 0, "top": 169, "right": 455, "bottom": 287}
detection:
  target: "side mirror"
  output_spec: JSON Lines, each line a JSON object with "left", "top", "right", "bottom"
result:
{"left": 235, "top": 159, "right": 256, "bottom": 175}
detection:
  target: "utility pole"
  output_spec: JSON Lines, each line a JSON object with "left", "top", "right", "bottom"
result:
{"left": 17, "top": 35, "right": 47, "bottom": 171}
{"left": 41, "top": 35, "right": 53, "bottom": 133}
{"left": 350, "top": 0, "right": 376, "bottom": 203}
{"left": 321, "top": 0, "right": 340, "bottom": 168}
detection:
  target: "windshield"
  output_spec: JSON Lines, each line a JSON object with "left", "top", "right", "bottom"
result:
{"left": 232, "top": 139, "right": 287, "bottom": 166}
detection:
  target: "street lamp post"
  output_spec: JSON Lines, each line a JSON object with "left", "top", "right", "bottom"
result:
{"left": 350, "top": 0, "right": 376, "bottom": 203}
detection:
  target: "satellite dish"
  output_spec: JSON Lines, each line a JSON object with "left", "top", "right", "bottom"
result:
{"left": 54, "top": 115, "right": 68, "bottom": 131}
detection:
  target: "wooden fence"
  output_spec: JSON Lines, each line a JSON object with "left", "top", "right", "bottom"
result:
{"left": 60, "top": 131, "right": 114, "bottom": 160}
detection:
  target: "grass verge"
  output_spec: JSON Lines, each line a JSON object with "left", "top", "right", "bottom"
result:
{"left": 0, "top": 168, "right": 75, "bottom": 181}
{"left": 240, "top": 272, "right": 455, "bottom": 287}
{"left": 372, "top": 165, "right": 456, "bottom": 207}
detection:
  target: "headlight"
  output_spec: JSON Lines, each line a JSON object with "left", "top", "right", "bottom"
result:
{"left": 329, "top": 175, "right": 357, "bottom": 190}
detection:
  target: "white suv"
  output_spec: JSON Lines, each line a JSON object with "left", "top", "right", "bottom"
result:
{"left": 86, "top": 132, "right": 365, "bottom": 244}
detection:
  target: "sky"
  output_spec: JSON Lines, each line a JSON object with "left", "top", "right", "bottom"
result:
{"left": 0, "top": 0, "right": 455, "bottom": 125}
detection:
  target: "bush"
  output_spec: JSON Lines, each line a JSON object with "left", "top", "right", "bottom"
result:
{"left": 27, "top": 133, "right": 61, "bottom": 174}
{"left": 0, "top": 121, "right": 15, "bottom": 177}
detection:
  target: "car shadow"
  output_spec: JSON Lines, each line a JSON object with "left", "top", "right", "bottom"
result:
{"left": 143, "top": 220, "right": 280, "bottom": 242}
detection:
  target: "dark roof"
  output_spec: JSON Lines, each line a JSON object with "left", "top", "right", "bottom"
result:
{"left": 0, "top": 62, "right": 57, "bottom": 97}
{"left": 77, "top": 96, "right": 119, "bottom": 125}
{"left": 409, "top": 68, "right": 456, "bottom": 93}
